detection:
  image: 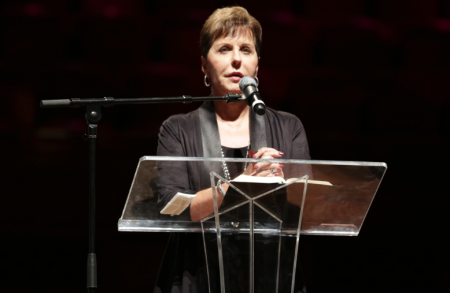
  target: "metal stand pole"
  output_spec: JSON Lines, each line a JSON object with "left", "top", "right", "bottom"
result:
{"left": 85, "top": 105, "right": 101, "bottom": 292}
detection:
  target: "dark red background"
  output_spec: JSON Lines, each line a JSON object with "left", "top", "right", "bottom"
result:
{"left": 1, "top": 0, "right": 449, "bottom": 292}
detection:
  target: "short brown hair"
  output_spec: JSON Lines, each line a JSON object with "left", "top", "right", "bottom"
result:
{"left": 200, "top": 6, "right": 262, "bottom": 58}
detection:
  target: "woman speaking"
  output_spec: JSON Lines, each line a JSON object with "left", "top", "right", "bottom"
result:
{"left": 155, "top": 6, "right": 310, "bottom": 293}
{"left": 157, "top": 6, "right": 311, "bottom": 221}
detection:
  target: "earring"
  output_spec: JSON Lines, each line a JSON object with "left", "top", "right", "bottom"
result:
{"left": 204, "top": 75, "right": 210, "bottom": 87}
{"left": 255, "top": 76, "right": 259, "bottom": 86}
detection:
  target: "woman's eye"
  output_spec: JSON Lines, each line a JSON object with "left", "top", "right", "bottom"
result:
{"left": 242, "top": 47, "right": 251, "bottom": 54}
{"left": 219, "top": 47, "right": 229, "bottom": 53}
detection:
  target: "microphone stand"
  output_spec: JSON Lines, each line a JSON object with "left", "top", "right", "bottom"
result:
{"left": 40, "top": 94, "right": 243, "bottom": 292}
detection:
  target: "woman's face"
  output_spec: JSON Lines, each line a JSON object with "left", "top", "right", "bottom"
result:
{"left": 201, "top": 31, "right": 259, "bottom": 96}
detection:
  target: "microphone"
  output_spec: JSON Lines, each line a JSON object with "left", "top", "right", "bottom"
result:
{"left": 239, "top": 76, "right": 266, "bottom": 116}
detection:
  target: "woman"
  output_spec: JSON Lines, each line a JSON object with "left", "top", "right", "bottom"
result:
{"left": 155, "top": 6, "right": 310, "bottom": 293}
{"left": 157, "top": 6, "right": 311, "bottom": 221}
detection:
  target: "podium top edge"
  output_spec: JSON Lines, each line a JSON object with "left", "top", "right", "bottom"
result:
{"left": 139, "top": 156, "right": 387, "bottom": 168}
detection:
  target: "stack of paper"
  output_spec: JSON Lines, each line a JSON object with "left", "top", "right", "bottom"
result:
{"left": 232, "top": 175, "right": 332, "bottom": 186}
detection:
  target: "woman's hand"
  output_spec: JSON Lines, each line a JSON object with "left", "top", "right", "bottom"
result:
{"left": 252, "top": 147, "right": 284, "bottom": 160}
{"left": 243, "top": 147, "right": 285, "bottom": 177}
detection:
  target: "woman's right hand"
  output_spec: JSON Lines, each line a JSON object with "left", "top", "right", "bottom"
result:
{"left": 243, "top": 147, "right": 284, "bottom": 177}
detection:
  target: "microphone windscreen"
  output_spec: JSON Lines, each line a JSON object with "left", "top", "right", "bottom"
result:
{"left": 239, "top": 76, "right": 257, "bottom": 92}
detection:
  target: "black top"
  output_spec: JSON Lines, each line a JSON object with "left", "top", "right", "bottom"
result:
{"left": 221, "top": 145, "right": 247, "bottom": 158}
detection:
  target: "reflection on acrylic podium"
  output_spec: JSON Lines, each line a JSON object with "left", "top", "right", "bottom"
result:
{"left": 119, "top": 157, "right": 386, "bottom": 293}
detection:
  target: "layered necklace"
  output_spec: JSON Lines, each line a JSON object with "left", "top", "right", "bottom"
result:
{"left": 220, "top": 143, "right": 250, "bottom": 181}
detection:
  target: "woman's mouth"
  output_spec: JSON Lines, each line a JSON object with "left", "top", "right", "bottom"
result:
{"left": 226, "top": 72, "right": 243, "bottom": 82}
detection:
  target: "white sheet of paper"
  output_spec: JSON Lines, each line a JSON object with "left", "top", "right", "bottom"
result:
{"left": 160, "top": 192, "right": 197, "bottom": 216}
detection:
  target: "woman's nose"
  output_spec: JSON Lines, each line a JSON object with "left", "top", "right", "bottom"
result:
{"left": 231, "top": 49, "right": 242, "bottom": 68}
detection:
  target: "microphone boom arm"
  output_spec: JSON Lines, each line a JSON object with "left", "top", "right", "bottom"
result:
{"left": 40, "top": 94, "right": 244, "bottom": 108}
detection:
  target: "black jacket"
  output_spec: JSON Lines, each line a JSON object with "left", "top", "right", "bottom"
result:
{"left": 156, "top": 101, "right": 312, "bottom": 212}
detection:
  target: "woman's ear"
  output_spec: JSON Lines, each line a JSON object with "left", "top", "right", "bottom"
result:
{"left": 201, "top": 56, "right": 208, "bottom": 76}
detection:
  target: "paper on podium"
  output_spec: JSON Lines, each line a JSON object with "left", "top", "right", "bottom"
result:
{"left": 160, "top": 192, "right": 197, "bottom": 216}
{"left": 232, "top": 174, "right": 332, "bottom": 186}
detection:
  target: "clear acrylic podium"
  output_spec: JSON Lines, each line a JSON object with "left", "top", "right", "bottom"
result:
{"left": 119, "top": 156, "right": 387, "bottom": 293}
